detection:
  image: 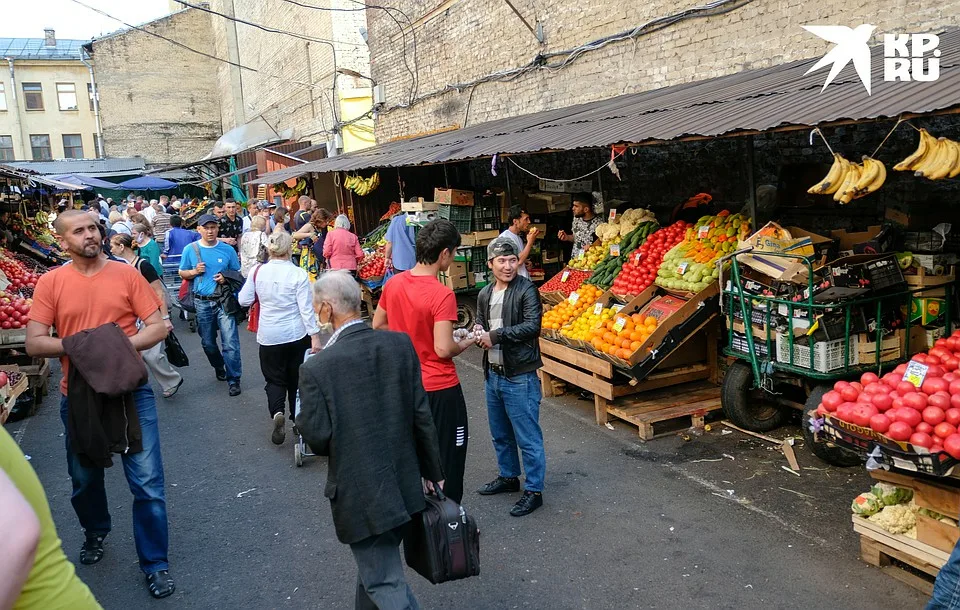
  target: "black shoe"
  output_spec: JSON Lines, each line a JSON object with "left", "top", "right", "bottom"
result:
{"left": 510, "top": 491, "right": 543, "bottom": 517}
{"left": 215, "top": 369, "right": 227, "bottom": 381}
{"left": 79, "top": 533, "right": 105, "bottom": 565}
{"left": 271, "top": 412, "right": 286, "bottom": 445}
{"left": 477, "top": 476, "right": 520, "bottom": 496}
{"left": 228, "top": 383, "right": 241, "bottom": 397}
{"left": 146, "top": 569, "right": 176, "bottom": 599}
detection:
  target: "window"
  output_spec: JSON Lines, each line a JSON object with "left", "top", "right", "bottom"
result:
{"left": 30, "top": 134, "right": 51, "bottom": 160}
{"left": 0, "top": 136, "right": 13, "bottom": 161}
{"left": 0, "top": 83, "right": 6, "bottom": 112}
{"left": 56, "top": 83, "right": 77, "bottom": 111}
{"left": 87, "top": 83, "right": 95, "bottom": 111}
{"left": 22, "top": 83, "right": 43, "bottom": 110}
{"left": 92, "top": 133, "right": 102, "bottom": 158}
{"left": 62, "top": 134, "right": 83, "bottom": 159}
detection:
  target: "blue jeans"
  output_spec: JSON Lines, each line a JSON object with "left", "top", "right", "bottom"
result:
{"left": 195, "top": 298, "right": 242, "bottom": 382}
{"left": 59, "top": 385, "right": 169, "bottom": 574}
{"left": 485, "top": 370, "right": 545, "bottom": 492}
{"left": 930, "top": 539, "right": 960, "bottom": 608}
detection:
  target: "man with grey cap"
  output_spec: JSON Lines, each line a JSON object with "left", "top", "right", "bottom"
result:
{"left": 474, "top": 237, "right": 546, "bottom": 517}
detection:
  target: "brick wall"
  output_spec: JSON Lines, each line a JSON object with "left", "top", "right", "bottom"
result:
{"left": 90, "top": 8, "right": 222, "bottom": 164}
{"left": 209, "top": 0, "right": 371, "bottom": 142}
{"left": 368, "top": 0, "right": 960, "bottom": 141}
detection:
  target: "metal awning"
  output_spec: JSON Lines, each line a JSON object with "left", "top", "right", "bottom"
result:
{"left": 255, "top": 27, "right": 960, "bottom": 178}
{"left": 185, "top": 164, "right": 257, "bottom": 186}
{"left": 0, "top": 165, "right": 84, "bottom": 191}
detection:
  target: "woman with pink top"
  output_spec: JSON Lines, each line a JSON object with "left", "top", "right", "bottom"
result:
{"left": 322, "top": 214, "right": 364, "bottom": 277}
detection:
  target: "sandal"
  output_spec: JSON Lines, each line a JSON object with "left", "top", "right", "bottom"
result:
{"left": 146, "top": 570, "right": 176, "bottom": 599}
{"left": 163, "top": 379, "right": 184, "bottom": 398}
{"left": 79, "top": 533, "right": 105, "bottom": 565}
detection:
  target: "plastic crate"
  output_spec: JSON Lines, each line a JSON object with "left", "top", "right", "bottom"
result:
{"left": 731, "top": 331, "right": 770, "bottom": 357}
{"left": 863, "top": 255, "right": 907, "bottom": 292}
{"left": 471, "top": 204, "right": 500, "bottom": 232}
{"left": 817, "top": 414, "right": 960, "bottom": 476}
{"left": 775, "top": 333, "right": 859, "bottom": 372}
{"left": 439, "top": 205, "right": 473, "bottom": 233}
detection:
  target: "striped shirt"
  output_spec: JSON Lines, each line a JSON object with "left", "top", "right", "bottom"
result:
{"left": 152, "top": 212, "right": 172, "bottom": 244}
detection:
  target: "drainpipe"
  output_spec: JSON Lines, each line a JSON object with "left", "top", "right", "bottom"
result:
{"left": 6, "top": 58, "right": 28, "bottom": 160}
{"left": 79, "top": 49, "right": 104, "bottom": 158}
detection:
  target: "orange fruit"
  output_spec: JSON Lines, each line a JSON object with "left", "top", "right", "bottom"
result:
{"left": 629, "top": 330, "right": 643, "bottom": 342}
{"left": 607, "top": 345, "right": 618, "bottom": 356}
{"left": 630, "top": 340, "right": 642, "bottom": 351}
{"left": 621, "top": 338, "right": 632, "bottom": 349}
{"left": 631, "top": 313, "right": 643, "bottom": 325}
{"left": 644, "top": 316, "right": 657, "bottom": 327}
{"left": 615, "top": 348, "right": 629, "bottom": 359}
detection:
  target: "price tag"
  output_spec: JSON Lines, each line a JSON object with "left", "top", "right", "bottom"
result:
{"left": 593, "top": 302, "right": 604, "bottom": 315}
{"left": 633, "top": 252, "right": 642, "bottom": 265}
{"left": 577, "top": 252, "right": 585, "bottom": 261}
{"left": 610, "top": 244, "right": 621, "bottom": 257}
{"left": 677, "top": 262, "right": 689, "bottom": 275}
{"left": 612, "top": 304, "right": 625, "bottom": 313}
{"left": 608, "top": 209, "right": 617, "bottom": 222}
{"left": 561, "top": 270, "right": 570, "bottom": 283}
{"left": 697, "top": 225, "right": 710, "bottom": 239}
{"left": 903, "top": 361, "right": 929, "bottom": 388}
{"left": 568, "top": 292, "right": 580, "bottom": 305}
{"left": 612, "top": 316, "right": 627, "bottom": 333}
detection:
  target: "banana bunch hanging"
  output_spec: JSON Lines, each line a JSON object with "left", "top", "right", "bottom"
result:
{"left": 344, "top": 171, "right": 380, "bottom": 196}
{"left": 894, "top": 128, "right": 960, "bottom": 180}
{"left": 808, "top": 153, "right": 887, "bottom": 204}
{"left": 273, "top": 177, "right": 308, "bottom": 200}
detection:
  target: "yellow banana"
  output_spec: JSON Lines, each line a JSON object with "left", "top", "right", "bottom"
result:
{"left": 928, "top": 138, "right": 960, "bottom": 180}
{"left": 830, "top": 158, "right": 854, "bottom": 202}
{"left": 808, "top": 153, "right": 847, "bottom": 195}
{"left": 895, "top": 128, "right": 937, "bottom": 171}
{"left": 915, "top": 138, "right": 950, "bottom": 179}
{"left": 835, "top": 163, "right": 862, "bottom": 204}
{"left": 948, "top": 139, "right": 960, "bottom": 179}
{"left": 854, "top": 156, "right": 886, "bottom": 198}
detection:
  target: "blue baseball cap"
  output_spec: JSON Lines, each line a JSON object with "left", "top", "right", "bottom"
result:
{"left": 197, "top": 214, "right": 219, "bottom": 226}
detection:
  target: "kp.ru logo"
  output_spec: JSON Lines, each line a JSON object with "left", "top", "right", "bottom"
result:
{"left": 803, "top": 25, "right": 941, "bottom": 95}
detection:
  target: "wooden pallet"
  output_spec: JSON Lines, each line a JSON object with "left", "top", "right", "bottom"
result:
{"left": 606, "top": 382, "right": 722, "bottom": 440}
{"left": 853, "top": 515, "right": 948, "bottom": 595}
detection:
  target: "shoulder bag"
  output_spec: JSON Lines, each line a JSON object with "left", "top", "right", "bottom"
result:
{"left": 247, "top": 264, "right": 262, "bottom": 333}
{"left": 177, "top": 242, "right": 202, "bottom": 314}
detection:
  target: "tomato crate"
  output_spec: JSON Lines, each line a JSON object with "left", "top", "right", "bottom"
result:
{"left": 816, "top": 413, "right": 960, "bottom": 476}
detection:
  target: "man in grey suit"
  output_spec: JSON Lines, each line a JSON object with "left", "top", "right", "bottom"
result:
{"left": 297, "top": 271, "right": 445, "bottom": 610}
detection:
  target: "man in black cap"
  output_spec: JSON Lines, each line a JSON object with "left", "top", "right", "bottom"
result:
{"left": 474, "top": 237, "right": 546, "bottom": 517}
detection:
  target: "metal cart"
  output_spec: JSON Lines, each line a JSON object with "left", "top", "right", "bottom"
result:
{"left": 720, "top": 248, "right": 958, "bottom": 465}
{"left": 161, "top": 257, "right": 195, "bottom": 332}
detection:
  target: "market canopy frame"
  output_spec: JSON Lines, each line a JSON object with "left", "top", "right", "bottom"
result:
{"left": 251, "top": 27, "right": 960, "bottom": 184}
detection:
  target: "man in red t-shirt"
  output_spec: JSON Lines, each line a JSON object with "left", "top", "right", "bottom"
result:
{"left": 373, "top": 219, "right": 474, "bottom": 502}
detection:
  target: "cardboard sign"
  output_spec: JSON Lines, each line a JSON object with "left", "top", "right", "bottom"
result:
{"left": 568, "top": 292, "right": 580, "bottom": 305}
{"left": 903, "top": 361, "right": 929, "bottom": 388}
{"left": 608, "top": 209, "right": 617, "bottom": 222}
{"left": 561, "top": 270, "right": 570, "bottom": 283}
{"left": 612, "top": 316, "right": 627, "bottom": 333}
{"left": 610, "top": 244, "right": 620, "bottom": 257}
{"left": 612, "top": 304, "right": 625, "bottom": 313}
{"left": 593, "top": 302, "right": 603, "bottom": 315}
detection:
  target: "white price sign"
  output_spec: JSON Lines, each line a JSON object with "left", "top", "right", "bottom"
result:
{"left": 903, "top": 361, "right": 929, "bottom": 388}
{"left": 610, "top": 244, "right": 621, "bottom": 257}
{"left": 593, "top": 302, "right": 604, "bottom": 315}
{"left": 677, "top": 262, "right": 689, "bottom": 275}
{"left": 612, "top": 304, "right": 625, "bottom": 313}
{"left": 612, "top": 316, "right": 627, "bottom": 333}
{"left": 568, "top": 292, "right": 580, "bottom": 305}
{"left": 697, "top": 225, "right": 710, "bottom": 239}
{"left": 561, "top": 270, "right": 570, "bottom": 283}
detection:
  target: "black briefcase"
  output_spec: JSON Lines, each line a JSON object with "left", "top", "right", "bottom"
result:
{"left": 403, "top": 486, "right": 480, "bottom": 584}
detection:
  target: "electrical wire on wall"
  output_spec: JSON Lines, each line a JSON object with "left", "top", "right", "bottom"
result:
{"left": 383, "top": 0, "right": 755, "bottom": 112}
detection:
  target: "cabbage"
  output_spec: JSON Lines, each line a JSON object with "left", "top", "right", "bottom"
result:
{"left": 870, "top": 482, "right": 913, "bottom": 507}
{"left": 852, "top": 492, "right": 882, "bottom": 516}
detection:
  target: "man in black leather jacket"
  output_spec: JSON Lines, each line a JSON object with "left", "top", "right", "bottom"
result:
{"left": 474, "top": 238, "right": 546, "bottom": 517}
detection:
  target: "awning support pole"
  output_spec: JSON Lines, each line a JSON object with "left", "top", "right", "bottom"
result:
{"left": 745, "top": 135, "right": 758, "bottom": 230}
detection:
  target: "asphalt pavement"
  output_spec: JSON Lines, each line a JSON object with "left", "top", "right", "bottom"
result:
{"left": 5, "top": 319, "right": 930, "bottom": 609}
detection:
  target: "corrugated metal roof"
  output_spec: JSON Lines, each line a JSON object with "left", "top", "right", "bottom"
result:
{"left": 7, "top": 157, "right": 146, "bottom": 177}
{"left": 0, "top": 37, "right": 87, "bottom": 61}
{"left": 254, "top": 27, "right": 960, "bottom": 183}
{"left": 0, "top": 164, "right": 84, "bottom": 190}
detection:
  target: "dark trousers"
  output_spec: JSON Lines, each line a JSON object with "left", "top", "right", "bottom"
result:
{"left": 427, "top": 383, "right": 468, "bottom": 504}
{"left": 259, "top": 335, "right": 312, "bottom": 421}
{"left": 349, "top": 524, "right": 419, "bottom": 610}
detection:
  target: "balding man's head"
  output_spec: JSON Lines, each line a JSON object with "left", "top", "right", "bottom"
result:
{"left": 54, "top": 210, "right": 102, "bottom": 259}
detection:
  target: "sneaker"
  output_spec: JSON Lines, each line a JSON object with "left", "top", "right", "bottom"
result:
{"left": 271, "top": 412, "right": 286, "bottom": 445}
{"left": 510, "top": 491, "right": 543, "bottom": 517}
{"left": 79, "top": 533, "right": 106, "bottom": 565}
{"left": 146, "top": 569, "right": 176, "bottom": 599}
{"left": 228, "top": 383, "right": 241, "bottom": 397}
{"left": 477, "top": 476, "right": 521, "bottom": 496}
{"left": 215, "top": 369, "right": 227, "bottom": 381}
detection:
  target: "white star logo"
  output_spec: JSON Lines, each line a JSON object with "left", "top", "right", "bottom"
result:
{"left": 803, "top": 24, "right": 877, "bottom": 95}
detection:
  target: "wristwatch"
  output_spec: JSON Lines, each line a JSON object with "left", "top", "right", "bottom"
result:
{"left": 161, "top": 315, "right": 171, "bottom": 320}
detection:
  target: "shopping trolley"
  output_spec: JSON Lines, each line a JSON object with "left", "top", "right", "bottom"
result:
{"left": 293, "top": 327, "right": 332, "bottom": 466}
{"left": 162, "top": 257, "right": 195, "bottom": 332}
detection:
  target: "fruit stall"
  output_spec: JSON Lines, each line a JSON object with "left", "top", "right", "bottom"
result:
{"left": 536, "top": 206, "right": 748, "bottom": 437}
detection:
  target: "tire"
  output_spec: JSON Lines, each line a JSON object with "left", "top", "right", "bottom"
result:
{"left": 802, "top": 385, "right": 862, "bottom": 467}
{"left": 455, "top": 295, "right": 477, "bottom": 331}
{"left": 294, "top": 443, "right": 303, "bottom": 467}
{"left": 721, "top": 361, "right": 787, "bottom": 432}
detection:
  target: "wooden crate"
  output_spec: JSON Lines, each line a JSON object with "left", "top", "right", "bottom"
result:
{"left": 868, "top": 469, "right": 960, "bottom": 553}
{"left": 606, "top": 382, "right": 721, "bottom": 440}
{"left": 854, "top": 515, "right": 948, "bottom": 595}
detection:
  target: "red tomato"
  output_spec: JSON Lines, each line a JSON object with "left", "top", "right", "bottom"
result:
{"left": 929, "top": 394, "right": 952, "bottom": 411}
{"left": 935, "top": 422, "right": 958, "bottom": 439}
{"left": 904, "top": 393, "right": 929, "bottom": 411}
{"left": 943, "top": 434, "right": 960, "bottom": 459}
{"left": 887, "top": 421, "right": 914, "bottom": 441}
{"left": 883, "top": 372, "right": 902, "bottom": 389}
{"left": 898, "top": 381, "right": 920, "bottom": 397}
{"left": 834, "top": 380, "right": 852, "bottom": 393}
{"left": 870, "top": 414, "right": 892, "bottom": 433}
{"left": 836, "top": 403, "right": 856, "bottom": 422}
{"left": 870, "top": 393, "right": 893, "bottom": 412}
{"left": 861, "top": 372, "right": 880, "bottom": 386}
{"left": 917, "top": 422, "right": 935, "bottom": 435}
{"left": 928, "top": 365, "right": 946, "bottom": 378}
{"left": 910, "top": 432, "right": 935, "bottom": 448}
{"left": 923, "top": 377, "right": 950, "bottom": 395}
{"left": 923, "top": 406, "right": 947, "bottom": 425}
{"left": 895, "top": 363, "right": 909, "bottom": 375}
{"left": 945, "top": 357, "right": 960, "bottom": 372}
{"left": 839, "top": 386, "right": 859, "bottom": 402}
{"left": 897, "top": 407, "right": 923, "bottom": 428}
{"left": 912, "top": 354, "right": 928, "bottom": 364}
{"left": 947, "top": 408, "right": 960, "bottom": 426}
{"left": 821, "top": 391, "right": 843, "bottom": 412}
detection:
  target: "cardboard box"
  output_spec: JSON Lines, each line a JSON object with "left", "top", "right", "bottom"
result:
{"left": 538, "top": 178, "right": 592, "bottom": 193}
{"left": 526, "top": 192, "right": 572, "bottom": 215}
{"left": 440, "top": 261, "right": 470, "bottom": 290}
{"left": 459, "top": 230, "right": 500, "bottom": 247}
{"left": 783, "top": 226, "right": 833, "bottom": 262}
{"left": 401, "top": 198, "right": 439, "bottom": 212}
{"left": 434, "top": 188, "right": 474, "bottom": 206}
{"left": 829, "top": 225, "right": 894, "bottom": 256}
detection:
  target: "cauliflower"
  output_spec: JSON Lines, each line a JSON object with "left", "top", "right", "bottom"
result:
{"left": 870, "top": 482, "right": 913, "bottom": 507}
{"left": 618, "top": 208, "right": 657, "bottom": 236}
{"left": 852, "top": 492, "right": 882, "bottom": 516}
{"left": 867, "top": 504, "right": 917, "bottom": 535}
{"left": 595, "top": 223, "right": 621, "bottom": 242}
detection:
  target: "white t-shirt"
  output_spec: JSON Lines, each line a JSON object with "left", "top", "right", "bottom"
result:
{"left": 142, "top": 206, "right": 157, "bottom": 225}
{"left": 497, "top": 229, "right": 529, "bottom": 279}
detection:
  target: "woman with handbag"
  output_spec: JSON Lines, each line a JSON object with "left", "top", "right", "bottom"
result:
{"left": 238, "top": 232, "right": 323, "bottom": 445}
{"left": 110, "top": 234, "right": 185, "bottom": 398}
{"left": 239, "top": 215, "right": 268, "bottom": 277}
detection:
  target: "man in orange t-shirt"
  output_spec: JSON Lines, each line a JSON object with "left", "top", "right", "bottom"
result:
{"left": 25, "top": 210, "right": 176, "bottom": 600}
{"left": 373, "top": 220, "right": 474, "bottom": 502}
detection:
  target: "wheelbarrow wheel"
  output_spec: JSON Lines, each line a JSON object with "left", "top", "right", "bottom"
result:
{"left": 721, "top": 361, "right": 787, "bottom": 432}
{"left": 802, "top": 385, "right": 861, "bottom": 467}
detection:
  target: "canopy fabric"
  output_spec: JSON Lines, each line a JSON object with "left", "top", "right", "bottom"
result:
{"left": 117, "top": 176, "right": 179, "bottom": 190}
{"left": 50, "top": 174, "right": 120, "bottom": 190}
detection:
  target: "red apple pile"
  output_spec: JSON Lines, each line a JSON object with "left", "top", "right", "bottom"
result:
{"left": 0, "top": 253, "right": 40, "bottom": 293}
{"left": 0, "top": 294, "right": 31, "bottom": 329}
{"left": 816, "top": 331, "right": 960, "bottom": 460}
